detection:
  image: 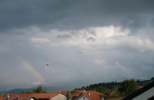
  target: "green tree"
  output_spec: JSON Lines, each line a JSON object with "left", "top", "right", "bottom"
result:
{"left": 118, "top": 80, "right": 137, "bottom": 96}
{"left": 33, "top": 86, "right": 46, "bottom": 93}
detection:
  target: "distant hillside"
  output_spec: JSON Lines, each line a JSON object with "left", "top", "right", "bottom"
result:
{"left": 0, "top": 88, "right": 33, "bottom": 94}
{"left": 0, "top": 86, "right": 59, "bottom": 94}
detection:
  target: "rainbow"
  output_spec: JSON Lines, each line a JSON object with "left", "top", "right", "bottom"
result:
{"left": 21, "top": 60, "right": 46, "bottom": 85}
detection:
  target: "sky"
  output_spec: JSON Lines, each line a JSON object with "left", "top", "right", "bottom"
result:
{"left": 0, "top": 0, "right": 154, "bottom": 89}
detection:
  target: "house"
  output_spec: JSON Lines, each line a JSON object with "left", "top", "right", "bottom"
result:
{"left": 71, "top": 90, "right": 105, "bottom": 100}
{"left": 4, "top": 93, "right": 67, "bottom": 100}
{"left": 123, "top": 80, "right": 154, "bottom": 100}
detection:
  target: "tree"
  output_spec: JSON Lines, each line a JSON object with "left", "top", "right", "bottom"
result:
{"left": 118, "top": 80, "right": 137, "bottom": 96}
{"left": 32, "top": 86, "right": 46, "bottom": 93}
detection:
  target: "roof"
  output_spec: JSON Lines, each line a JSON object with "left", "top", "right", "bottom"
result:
{"left": 30, "top": 93, "right": 59, "bottom": 98}
{"left": 123, "top": 80, "right": 154, "bottom": 100}
{"left": 72, "top": 90, "right": 105, "bottom": 100}
{"left": 7, "top": 93, "right": 61, "bottom": 100}
{"left": 73, "top": 90, "right": 104, "bottom": 96}
{"left": 0, "top": 96, "right": 3, "bottom": 100}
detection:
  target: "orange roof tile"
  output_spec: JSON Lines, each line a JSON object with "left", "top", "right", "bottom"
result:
{"left": 0, "top": 96, "right": 3, "bottom": 100}
{"left": 7, "top": 93, "right": 60, "bottom": 100}
{"left": 30, "top": 93, "right": 58, "bottom": 98}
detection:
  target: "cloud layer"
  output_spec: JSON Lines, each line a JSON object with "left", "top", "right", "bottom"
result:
{"left": 0, "top": 0, "right": 154, "bottom": 89}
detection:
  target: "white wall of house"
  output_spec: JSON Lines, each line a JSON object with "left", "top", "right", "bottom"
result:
{"left": 133, "top": 87, "right": 154, "bottom": 100}
{"left": 101, "top": 97, "right": 105, "bottom": 100}
{"left": 76, "top": 96, "right": 89, "bottom": 100}
{"left": 50, "top": 94, "right": 67, "bottom": 100}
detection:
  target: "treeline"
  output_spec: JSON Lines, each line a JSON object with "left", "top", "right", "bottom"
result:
{"left": 74, "top": 77, "right": 154, "bottom": 96}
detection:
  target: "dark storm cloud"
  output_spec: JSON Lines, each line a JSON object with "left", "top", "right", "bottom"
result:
{"left": 0, "top": 0, "right": 154, "bottom": 31}
{"left": 0, "top": 0, "right": 71, "bottom": 31}
{"left": 100, "top": 0, "right": 154, "bottom": 14}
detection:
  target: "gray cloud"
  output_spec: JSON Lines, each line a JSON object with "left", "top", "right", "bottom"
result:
{"left": 0, "top": 0, "right": 70, "bottom": 31}
{"left": 0, "top": 0, "right": 154, "bottom": 31}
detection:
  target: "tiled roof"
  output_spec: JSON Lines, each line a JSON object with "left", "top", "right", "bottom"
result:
{"left": 7, "top": 93, "right": 61, "bottom": 100}
{"left": 0, "top": 96, "right": 3, "bottom": 100}
{"left": 30, "top": 93, "right": 58, "bottom": 98}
